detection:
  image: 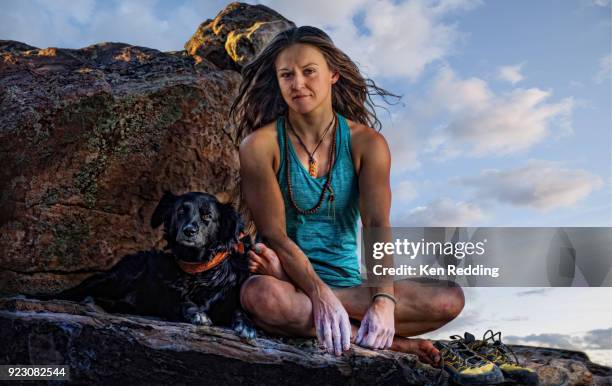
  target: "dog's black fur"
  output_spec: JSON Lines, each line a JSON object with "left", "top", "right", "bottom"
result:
{"left": 38, "top": 191, "right": 256, "bottom": 339}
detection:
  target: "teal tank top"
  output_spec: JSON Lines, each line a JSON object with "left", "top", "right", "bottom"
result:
{"left": 276, "top": 112, "right": 362, "bottom": 288}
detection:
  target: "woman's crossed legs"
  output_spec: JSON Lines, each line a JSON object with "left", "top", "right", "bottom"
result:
{"left": 240, "top": 243, "right": 465, "bottom": 365}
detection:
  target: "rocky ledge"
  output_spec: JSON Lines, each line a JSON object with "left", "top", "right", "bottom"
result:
{"left": 1, "top": 296, "right": 610, "bottom": 385}
{"left": 0, "top": 296, "right": 443, "bottom": 385}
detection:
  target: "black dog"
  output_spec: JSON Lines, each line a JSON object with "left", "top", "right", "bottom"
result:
{"left": 41, "top": 191, "right": 257, "bottom": 339}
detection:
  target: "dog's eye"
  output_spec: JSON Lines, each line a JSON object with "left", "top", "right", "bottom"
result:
{"left": 200, "top": 212, "right": 211, "bottom": 220}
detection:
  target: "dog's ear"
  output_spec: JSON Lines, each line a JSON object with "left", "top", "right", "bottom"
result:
{"left": 151, "top": 191, "right": 178, "bottom": 229}
{"left": 217, "top": 202, "right": 244, "bottom": 243}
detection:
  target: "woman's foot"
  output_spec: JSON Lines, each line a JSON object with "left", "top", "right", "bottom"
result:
{"left": 248, "top": 243, "right": 291, "bottom": 282}
{"left": 394, "top": 338, "right": 441, "bottom": 366}
{"left": 348, "top": 323, "right": 441, "bottom": 366}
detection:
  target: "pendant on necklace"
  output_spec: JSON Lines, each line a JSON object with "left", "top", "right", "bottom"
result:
{"left": 308, "top": 158, "right": 318, "bottom": 177}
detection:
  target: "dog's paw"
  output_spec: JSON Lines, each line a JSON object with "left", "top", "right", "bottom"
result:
{"left": 231, "top": 310, "right": 257, "bottom": 340}
{"left": 190, "top": 311, "right": 212, "bottom": 326}
{"left": 233, "top": 321, "right": 257, "bottom": 340}
{"left": 232, "top": 320, "right": 257, "bottom": 340}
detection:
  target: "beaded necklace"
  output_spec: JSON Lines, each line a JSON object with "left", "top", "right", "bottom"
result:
{"left": 284, "top": 113, "right": 337, "bottom": 215}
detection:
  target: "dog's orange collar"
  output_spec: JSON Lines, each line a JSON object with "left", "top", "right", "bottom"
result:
{"left": 177, "top": 233, "right": 247, "bottom": 274}
{"left": 177, "top": 251, "right": 229, "bottom": 274}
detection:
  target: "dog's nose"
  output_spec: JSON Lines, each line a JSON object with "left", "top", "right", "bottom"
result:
{"left": 183, "top": 224, "right": 198, "bottom": 237}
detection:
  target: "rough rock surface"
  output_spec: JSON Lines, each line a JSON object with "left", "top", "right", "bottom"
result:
{"left": 185, "top": 2, "right": 294, "bottom": 69}
{"left": 0, "top": 2, "right": 290, "bottom": 295}
{"left": 510, "top": 346, "right": 612, "bottom": 386}
{"left": 1, "top": 296, "right": 611, "bottom": 385}
{"left": 0, "top": 297, "right": 446, "bottom": 385}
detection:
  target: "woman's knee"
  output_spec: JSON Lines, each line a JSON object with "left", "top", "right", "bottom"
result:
{"left": 432, "top": 282, "right": 465, "bottom": 322}
{"left": 240, "top": 275, "right": 310, "bottom": 327}
{"left": 395, "top": 279, "right": 464, "bottom": 323}
{"left": 240, "top": 275, "right": 278, "bottom": 316}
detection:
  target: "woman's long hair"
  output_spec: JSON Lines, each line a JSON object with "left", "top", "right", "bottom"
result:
{"left": 230, "top": 26, "right": 400, "bottom": 138}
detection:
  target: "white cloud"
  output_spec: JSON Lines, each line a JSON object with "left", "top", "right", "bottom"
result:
{"left": 258, "top": 0, "right": 367, "bottom": 28}
{"left": 506, "top": 328, "right": 612, "bottom": 350}
{"left": 583, "top": 328, "right": 612, "bottom": 349}
{"left": 505, "top": 332, "right": 583, "bottom": 350}
{"left": 422, "top": 67, "right": 574, "bottom": 158}
{"left": 0, "top": 0, "right": 85, "bottom": 48}
{"left": 394, "top": 197, "right": 486, "bottom": 226}
{"left": 594, "top": 54, "right": 612, "bottom": 83}
{"left": 261, "top": 0, "right": 481, "bottom": 80}
{"left": 43, "top": 0, "right": 96, "bottom": 24}
{"left": 497, "top": 63, "right": 525, "bottom": 84}
{"left": 591, "top": 0, "right": 611, "bottom": 7}
{"left": 384, "top": 113, "right": 423, "bottom": 172}
{"left": 457, "top": 160, "right": 604, "bottom": 211}
{"left": 393, "top": 180, "right": 418, "bottom": 202}
{"left": 428, "top": 67, "right": 492, "bottom": 113}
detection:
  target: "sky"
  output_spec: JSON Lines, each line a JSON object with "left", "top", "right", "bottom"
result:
{"left": 2, "top": 0, "right": 611, "bottom": 365}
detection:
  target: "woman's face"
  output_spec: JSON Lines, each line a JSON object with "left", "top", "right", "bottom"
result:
{"left": 274, "top": 43, "right": 339, "bottom": 115}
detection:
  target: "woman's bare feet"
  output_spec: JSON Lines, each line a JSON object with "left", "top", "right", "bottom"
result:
{"left": 348, "top": 322, "right": 440, "bottom": 365}
{"left": 247, "top": 243, "right": 291, "bottom": 282}
{"left": 393, "top": 338, "right": 441, "bottom": 366}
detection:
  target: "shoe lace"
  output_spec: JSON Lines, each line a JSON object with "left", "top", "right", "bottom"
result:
{"left": 482, "top": 329, "right": 520, "bottom": 365}
{"left": 441, "top": 336, "right": 488, "bottom": 370}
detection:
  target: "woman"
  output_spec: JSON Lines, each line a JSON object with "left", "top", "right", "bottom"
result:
{"left": 230, "top": 26, "right": 464, "bottom": 363}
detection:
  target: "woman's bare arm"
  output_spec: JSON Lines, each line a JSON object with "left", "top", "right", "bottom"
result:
{"left": 352, "top": 125, "right": 396, "bottom": 349}
{"left": 239, "top": 129, "right": 323, "bottom": 296}
{"left": 355, "top": 128, "right": 394, "bottom": 296}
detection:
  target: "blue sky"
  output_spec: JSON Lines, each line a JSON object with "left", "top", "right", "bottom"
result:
{"left": 2, "top": 0, "right": 611, "bottom": 364}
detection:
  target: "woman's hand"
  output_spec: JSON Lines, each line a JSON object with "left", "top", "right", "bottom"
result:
{"left": 310, "top": 286, "right": 352, "bottom": 356}
{"left": 355, "top": 296, "right": 395, "bottom": 350}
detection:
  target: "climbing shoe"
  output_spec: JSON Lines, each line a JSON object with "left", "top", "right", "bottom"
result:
{"left": 464, "top": 330, "right": 539, "bottom": 385}
{"left": 434, "top": 335, "right": 504, "bottom": 385}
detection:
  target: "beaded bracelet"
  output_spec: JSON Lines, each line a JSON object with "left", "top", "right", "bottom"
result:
{"left": 372, "top": 292, "right": 397, "bottom": 305}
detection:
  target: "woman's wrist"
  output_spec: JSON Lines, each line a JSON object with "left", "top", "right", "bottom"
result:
{"left": 305, "top": 277, "right": 329, "bottom": 298}
{"left": 372, "top": 292, "right": 397, "bottom": 308}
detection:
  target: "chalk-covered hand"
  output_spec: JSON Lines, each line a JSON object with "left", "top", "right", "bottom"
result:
{"left": 355, "top": 296, "right": 395, "bottom": 349}
{"left": 311, "top": 286, "right": 352, "bottom": 356}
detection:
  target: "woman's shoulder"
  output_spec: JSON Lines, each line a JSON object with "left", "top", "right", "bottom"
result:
{"left": 239, "top": 120, "right": 280, "bottom": 170}
{"left": 345, "top": 118, "right": 388, "bottom": 151}
{"left": 344, "top": 118, "right": 390, "bottom": 174}
{"left": 240, "top": 120, "right": 278, "bottom": 151}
